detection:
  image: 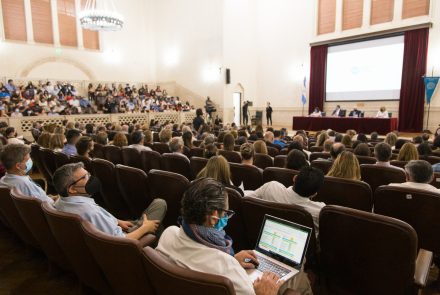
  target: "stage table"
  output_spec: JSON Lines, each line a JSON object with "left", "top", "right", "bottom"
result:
{"left": 292, "top": 117, "right": 398, "bottom": 134}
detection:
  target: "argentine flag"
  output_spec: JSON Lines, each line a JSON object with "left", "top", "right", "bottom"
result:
{"left": 301, "top": 76, "right": 307, "bottom": 105}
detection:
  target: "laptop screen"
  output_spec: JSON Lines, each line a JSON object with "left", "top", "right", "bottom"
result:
{"left": 256, "top": 215, "right": 311, "bottom": 267}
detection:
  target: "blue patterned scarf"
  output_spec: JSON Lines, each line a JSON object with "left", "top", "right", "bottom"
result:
{"left": 179, "top": 218, "right": 234, "bottom": 256}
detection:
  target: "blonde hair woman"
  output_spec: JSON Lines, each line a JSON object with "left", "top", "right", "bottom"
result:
{"left": 49, "top": 133, "right": 66, "bottom": 152}
{"left": 197, "top": 155, "right": 244, "bottom": 196}
{"left": 397, "top": 143, "right": 419, "bottom": 162}
{"left": 315, "top": 132, "right": 329, "bottom": 147}
{"left": 112, "top": 132, "right": 128, "bottom": 147}
{"left": 37, "top": 131, "right": 52, "bottom": 148}
{"left": 327, "top": 151, "right": 361, "bottom": 180}
{"left": 384, "top": 132, "right": 398, "bottom": 148}
{"left": 253, "top": 140, "right": 268, "bottom": 155}
{"left": 341, "top": 134, "right": 352, "bottom": 148}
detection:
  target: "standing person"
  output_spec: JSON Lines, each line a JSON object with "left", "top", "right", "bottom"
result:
{"left": 242, "top": 100, "right": 249, "bottom": 126}
{"left": 266, "top": 102, "right": 273, "bottom": 126}
{"left": 205, "top": 96, "right": 216, "bottom": 120}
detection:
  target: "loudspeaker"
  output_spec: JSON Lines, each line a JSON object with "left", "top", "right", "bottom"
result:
{"left": 226, "top": 68, "right": 231, "bottom": 84}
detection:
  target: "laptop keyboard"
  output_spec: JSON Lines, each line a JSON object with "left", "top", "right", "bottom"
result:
{"left": 256, "top": 255, "right": 290, "bottom": 277}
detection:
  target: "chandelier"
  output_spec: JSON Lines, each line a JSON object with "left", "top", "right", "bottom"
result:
{"left": 79, "top": 0, "right": 124, "bottom": 31}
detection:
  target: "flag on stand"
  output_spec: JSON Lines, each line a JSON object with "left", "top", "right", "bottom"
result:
{"left": 423, "top": 76, "right": 439, "bottom": 104}
{"left": 301, "top": 76, "right": 307, "bottom": 105}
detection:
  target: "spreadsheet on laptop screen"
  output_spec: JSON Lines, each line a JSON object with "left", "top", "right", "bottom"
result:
{"left": 258, "top": 219, "right": 309, "bottom": 264}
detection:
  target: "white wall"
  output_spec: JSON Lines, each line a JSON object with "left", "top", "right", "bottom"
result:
{"left": 0, "top": 0, "right": 155, "bottom": 83}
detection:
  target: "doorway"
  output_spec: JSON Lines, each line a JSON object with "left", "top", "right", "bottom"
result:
{"left": 233, "top": 92, "right": 241, "bottom": 126}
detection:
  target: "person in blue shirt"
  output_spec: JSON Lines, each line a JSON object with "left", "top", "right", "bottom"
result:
{"left": 53, "top": 163, "right": 167, "bottom": 240}
{"left": 62, "top": 129, "right": 81, "bottom": 156}
{"left": 273, "top": 130, "right": 286, "bottom": 149}
{"left": 0, "top": 144, "right": 54, "bottom": 204}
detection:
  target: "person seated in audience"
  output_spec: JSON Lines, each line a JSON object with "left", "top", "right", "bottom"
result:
{"left": 62, "top": 129, "right": 81, "bottom": 156}
{"left": 144, "top": 129, "right": 153, "bottom": 146}
{"left": 315, "top": 132, "right": 329, "bottom": 147}
{"left": 240, "top": 143, "right": 256, "bottom": 167}
{"left": 384, "top": 132, "right": 398, "bottom": 149}
{"left": 285, "top": 150, "right": 309, "bottom": 171}
{"left": 287, "top": 141, "right": 309, "bottom": 160}
{"left": 192, "top": 108, "right": 205, "bottom": 133}
{"left": 422, "top": 133, "right": 430, "bottom": 143}
{"left": 248, "top": 167, "right": 325, "bottom": 236}
{"left": 129, "top": 130, "right": 152, "bottom": 152}
{"left": 37, "top": 131, "right": 51, "bottom": 148}
{"left": 412, "top": 136, "right": 423, "bottom": 147}
{"left": 356, "top": 133, "right": 368, "bottom": 143}
{"left": 348, "top": 108, "right": 362, "bottom": 117}
{"left": 182, "top": 131, "right": 193, "bottom": 150}
{"left": 197, "top": 155, "right": 244, "bottom": 197}
{"left": 417, "top": 142, "right": 432, "bottom": 158}
{"left": 397, "top": 143, "right": 419, "bottom": 162}
{"left": 156, "top": 178, "right": 306, "bottom": 295}
{"left": 334, "top": 133, "right": 343, "bottom": 143}
{"left": 389, "top": 160, "right": 439, "bottom": 193}
{"left": 273, "top": 130, "right": 286, "bottom": 148}
{"left": 5, "top": 127, "right": 24, "bottom": 145}
{"left": 0, "top": 144, "right": 54, "bottom": 203}
{"left": 375, "top": 107, "right": 389, "bottom": 118}
{"left": 432, "top": 135, "right": 440, "bottom": 157}
{"left": 292, "top": 135, "right": 310, "bottom": 159}
{"left": 327, "top": 151, "right": 361, "bottom": 180}
{"left": 112, "top": 132, "right": 128, "bottom": 148}
{"left": 341, "top": 134, "right": 352, "bottom": 148}
{"left": 263, "top": 131, "right": 281, "bottom": 150}
{"left": 236, "top": 136, "right": 248, "bottom": 146}
{"left": 374, "top": 142, "right": 404, "bottom": 171}
{"left": 76, "top": 136, "right": 94, "bottom": 159}
{"left": 199, "top": 133, "right": 215, "bottom": 149}
{"left": 159, "top": 128, "right": 172, "bottom": 144}
{"left": 203, "top": 143, "right": 218, "bottom": 159}
{"left": 323, "top": 139, "right": 333, "bottom": 153}
{"left": 309, "top": 107, "right": 322, "bottom": 117}
{"left": 353, "top": 143, "right": 371, "bottom": 157}
{"left": 49, "top": 133, "right": 66, "bottom": 152}
{"left": 370, "top": 131, "right": 379, "bottom": 141}
{"left": 169, "top": 137, "right": 189, "bottom": 160}
{"left": 53, "top": 163, "right": 167, "bottom": 239}
{"left": 394, "top": 138, "right": 407, "bottom": 151}
{"left": 223, "top": 133, "right": 236, "bottom": 152}
{"left": 95, "top": 131, "right": 108, "bottom": 145}
{"left": 253, "top": 140, "right": 269, "bottom": 156}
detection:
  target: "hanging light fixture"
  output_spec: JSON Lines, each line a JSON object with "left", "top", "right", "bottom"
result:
{"left": 79, "top": 0, "right": 124, "bottom": 31}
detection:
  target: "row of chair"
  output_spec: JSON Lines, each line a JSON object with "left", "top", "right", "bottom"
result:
{"left": 0, "top": 187, "right": 303, "bottom": 295}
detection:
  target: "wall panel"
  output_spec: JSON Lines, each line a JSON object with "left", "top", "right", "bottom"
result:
{"left": 2, "top": 0, "right": 27, "bottom": 41}
{"left": 31, "top": 0, "right": 53, "bottom": 44}
{"left": 370, "top": 0, "right": 394, "bottom": 25}
{"left": 342, "top": 0, "right": 363, "bottom": 30}
{"left": 318, "top": 0, "right": 337, "bottom": 34}
{"left": 57, "top": 0, "right": 77, "bottom": 47}
{"left": 402, "top": 0, "right": 430, "bottom": 19}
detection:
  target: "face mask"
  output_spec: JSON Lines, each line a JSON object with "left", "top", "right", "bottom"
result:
{"left": 84, "top": 176, "right": 102, "bottom": 196}
{"left": 25, "top": 158, "right": 33, "bottom": 174}
{"left": 213, "top": 215, "right": 229, "bottom": 231}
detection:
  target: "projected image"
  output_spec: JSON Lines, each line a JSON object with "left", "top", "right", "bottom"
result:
{"left": 326, "top": 35, "right": 404, "bottom": 102}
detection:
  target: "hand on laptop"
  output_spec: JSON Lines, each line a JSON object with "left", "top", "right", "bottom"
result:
{"left": 253, "top": 272, "right": 282, "bottom": 295}
{"left": 234, "top": 250, "right": 259, "bottom": 269}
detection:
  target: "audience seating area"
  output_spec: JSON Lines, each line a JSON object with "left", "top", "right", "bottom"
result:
{"left": 2, "top": 134, "right": 440, "bottom": 294}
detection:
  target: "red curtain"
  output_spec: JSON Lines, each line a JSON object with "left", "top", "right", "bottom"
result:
{"left": 309, "top": 45, "right": 328, "bottom": 114}
{"left": 398, "top": 28, "right": 429, "bottom": 132}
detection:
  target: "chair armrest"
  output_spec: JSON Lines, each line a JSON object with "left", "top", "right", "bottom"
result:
{"left": 138, "top": 234, "right": 156, "bottom": 247}
{"left": 282, "top": 288, "right": 300, "bottom": 295}
{"left": 414, "top": 248, "right": 433, "bottom": 287}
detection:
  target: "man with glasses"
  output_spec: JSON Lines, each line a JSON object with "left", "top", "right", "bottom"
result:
{"left": 52, "top": 163, "right": 167, "bottom": 240}
{"left": 156, "top": 177, "right": 309, "bottom": 295}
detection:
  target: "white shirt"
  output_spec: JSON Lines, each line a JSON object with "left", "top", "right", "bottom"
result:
{"left": 156, "top": 226, "right": 255, "bottom": 295}
{"left": 247, "top": 181, "right": 325, "bottom": 237}
{"left": 309, "top": 111, "right": 322, "bottom": 117}
{"left": 375, "top": 161, "right": 405, "bottom": 172}
{"left": 376, "top": 111, "right": 389, "bottom": 118}
{"left": 128, "top": 144, "right": 152, "bottom": 152}
{"left": 389, "top": 182, "right": 440, "bottom": 194}
{"left": 7, "top": 137, "right": 24, "bottom": 145}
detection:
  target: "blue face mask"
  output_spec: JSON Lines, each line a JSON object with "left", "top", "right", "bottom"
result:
{"left": 214, "top": 215, "right": 229, "bottom": 231}
{"left": 25, "top": 158, "right": 33, "bottom": 174}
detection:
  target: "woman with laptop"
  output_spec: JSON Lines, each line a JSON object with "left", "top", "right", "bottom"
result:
{"left": 156, "top": 178, "right": 311, "bottom": 295}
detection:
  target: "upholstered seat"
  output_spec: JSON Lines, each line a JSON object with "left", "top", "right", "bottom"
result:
{"left": 254, "top": 153, "right": 274, "bottom": 170}
{"left": 218, "top": 150, "right": 242, "bottom": 163}
{"left": 103, "top": 145, "right": 123, "bottom": 165}
{"left": 161, "top": 153, "right": 191, "bottom": 180}
{"left": 229, "top": 163, "right": 263, "bottom": 190}
{"left": 152, "top": 142, "right": 170, "bottom": 154}
{"left": 274, "top": 155, "right": 287, "bottom": 168}
{"left": 121, "top": 147, "right": 143, "bottom": 169}
{"left": 140, "top": 150, "right": 162, "bottom": 173}
{"left": 54, "top": 151, "right": 70, "bottom": 169}
{"left": 262, "top": 167, "right": 299, "bottom": 187}
{"left": 310, "top": 159, "right": 333, "bottom": 175}
{"left": 360, "top": 164, "right": 406, "bottom": 193}
{"left": 190, "top": 156, "right": 208, "bottom": 179}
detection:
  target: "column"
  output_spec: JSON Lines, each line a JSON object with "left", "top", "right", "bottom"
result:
{"left": 75, "top": 0, "right": 84, "bottom": 49}
{"left": 51, "top": 0, "right": 60, "bottom": 46}
{"left": 335, "top": 0, "right": 343, "bottom": 32}
{"left": 362, "top": 0, "right": 371, "bottom": 28}
{"left": 393, "top": 0, "right": 403, "bottom": 22}
{"left": 23, "top": 0, "right": 34, "bottom": 43}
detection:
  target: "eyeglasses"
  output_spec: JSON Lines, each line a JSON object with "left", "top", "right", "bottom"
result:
{"left": 68, "top": 172, "right": 90, "bottom": 188}
{"left": 215, "top": 208, "right": 235, "bottom": 219}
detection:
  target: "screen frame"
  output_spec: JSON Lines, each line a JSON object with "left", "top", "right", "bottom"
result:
{"left": 255, "top": 214, "right": 312, "bottom": 268}
{"left": 324, "top": 32, "right": 405, "bottom": 103}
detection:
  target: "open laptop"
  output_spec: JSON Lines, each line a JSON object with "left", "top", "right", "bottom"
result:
{"left": 246, "top": 215, "right": 312, "bottom": 283}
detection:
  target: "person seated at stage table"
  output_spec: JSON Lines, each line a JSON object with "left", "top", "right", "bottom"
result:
{"left": 331, "top": 105, "right": 342, "bottom": 117}
{"left": 348, "top": 108, "right": 362, "bottom": 117}
{"left": 309, "top": 107, "right": 322, "bottom": 117}
{"left": 375, "top": 107, "right": 389, "bottom": 118}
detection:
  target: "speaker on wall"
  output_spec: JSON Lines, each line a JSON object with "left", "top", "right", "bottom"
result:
{"left": 226, "top": 68, "right": 231, "bottom": 84}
